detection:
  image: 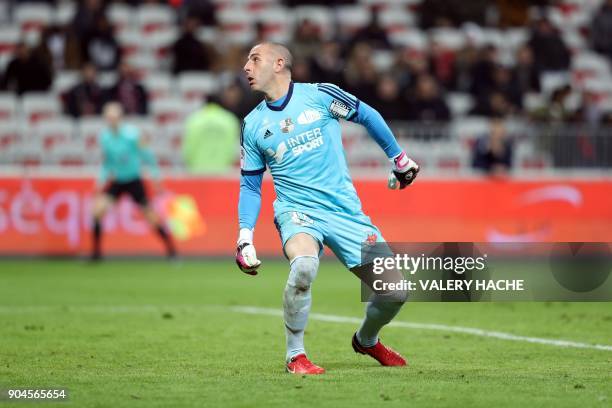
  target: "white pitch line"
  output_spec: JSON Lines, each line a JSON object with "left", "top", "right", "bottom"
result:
{"left": 231, "top": 306, "right": 612, "bottom": 352}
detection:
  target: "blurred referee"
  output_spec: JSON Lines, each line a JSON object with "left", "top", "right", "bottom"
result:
{"left": 91, "top": 102, "right": 176, "bottom": 261}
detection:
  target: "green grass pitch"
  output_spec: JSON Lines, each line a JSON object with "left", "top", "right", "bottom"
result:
{"left": 1, "top": 259, "right": 611, "bottom": 407}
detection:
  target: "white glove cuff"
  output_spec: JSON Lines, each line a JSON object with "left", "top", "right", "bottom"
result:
{"left": 238, "top": 228, "right": 254, "bottom": 245}
{"left": 390, "top": 151, "right": 409, "bottom": 171}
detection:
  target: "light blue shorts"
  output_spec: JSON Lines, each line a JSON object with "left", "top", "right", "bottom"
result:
{"left": 273, "top": 210, "right": 388, "bottom": 269}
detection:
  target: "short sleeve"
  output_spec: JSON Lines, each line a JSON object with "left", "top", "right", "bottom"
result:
{"left": 316, "top": 83, "right": 360, "bottom": 121}
{"left": 240, "top": 120, "right": 266, "bottom": 175}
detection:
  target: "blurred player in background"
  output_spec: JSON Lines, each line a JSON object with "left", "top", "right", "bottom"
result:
{"left": 91, "top": 102, "right": 176, "bottom": 261}
{"left": 236, "top": 43, "right": 419, "bottom": 374}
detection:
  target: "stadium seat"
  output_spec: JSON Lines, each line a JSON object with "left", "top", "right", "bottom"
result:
{"left": 379, "top": 8, "right": 415, "bottom": 33}
{"left": 178, "top": 72, "right": 220, "bottom": 102}
{"left": 389, "top": 30, "right": 427, "bottom": 50}
{"left": 108, "top": 3, "right": 134, "bottom": 33}
{"left": 255, "top": 7, "right": 295, "bottom": 44}
{"left": 143, "top": 72, "right": 174, "bottom": 101}
{"left": 371, "top": 50, "right": 395, "bottom": 71}
{"left": 77, "top": 117, "right": 106, "bottom": 149}
{"left": 336, "top": 5, "right": 372, "bottom": 35}
{"left": 0, "top": 121, "right": 21, "bottom": 164}
{"left": 0, "top": 25, "right": 19, "bottom": 61}
{"left": 14, "top": 3, "right": 52, "bottom": 32}
{"left": 136, "top": 5, "right": 175, "bottom": 34}
{"left": 124, "top": 51, "right": 159, "bottom": 75}
{"left": 151, "top": 97, "right": 185, "bottom": 124}
{"left": 430, "top": 28, "right": 466, "bottom": 51}
{"left": 142, "top": 27, "right": 179, "bottom": 70}
{"left": 0, "top": 93, "right": 18, "bottom": 121}
{"left": 54, "top": 2, "right": 76, "bottom": 25}
{"left": 572, "top": 52, "right": 611, "bottom": 80}
{"left": 31, "top": 117, "right": 75, "bottom": 151}
{"left": 52, "top": 71, "right": 80, "bottom": 96}
{"left": 48, "top": 136, "right": 89, "bottom": 167}
{"left": 216, "top": 6, "right": 254, "bottom": 31}
{"left": 447, "top": 93, "right": 475, "bottom": 118}
{"left": 14, "top": 139, "right": 45, "bottom": 167}
{"left": 118, "top": 29, "right": 144, "bottom": 57}
{"left": 451, "top": 117, "right": 490, "bottom": 140}
{"left": 21, "top": 93, "right": 61, "bottom": 124}
{"left": 162, "top": 123, "right": 185, "bottom": 150}
{"left": 293, "top": 6, "right": 334, "bottom": 40}
{"left": 98, "top": 72, "right": 118, "bottom": 88}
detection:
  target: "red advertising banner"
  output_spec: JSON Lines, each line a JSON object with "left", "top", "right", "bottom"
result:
{"left": 0, "top": 177, "right": 610, "bottom": 256}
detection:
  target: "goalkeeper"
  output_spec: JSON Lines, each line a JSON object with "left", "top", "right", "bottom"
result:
{"left": 237, "top": 43, "right": 419, "bottom": 375}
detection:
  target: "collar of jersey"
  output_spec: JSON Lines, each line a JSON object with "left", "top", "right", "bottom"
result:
{"left": 265, "top": 81, "right": 294, "bottom": 111}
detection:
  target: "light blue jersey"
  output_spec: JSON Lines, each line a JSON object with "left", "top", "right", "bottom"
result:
{"left": 239, "top": 81, "right": 402, "bottom": 268}
{"left": 242, "top": 82, "right": 390, "bottom": 216}
{"left": 98, "top": 124, "right": 159, "bottom": 184}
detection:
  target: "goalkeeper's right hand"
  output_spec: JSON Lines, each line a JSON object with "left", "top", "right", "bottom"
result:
{"left": 235, "top": 228, "right": 261, "bottom": 275}
{"left": 388, "top": 151, "right": 420, "bottom": 190}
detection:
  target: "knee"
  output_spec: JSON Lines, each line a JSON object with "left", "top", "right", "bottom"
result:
{"left": 286, "top": 256, "right": 319, "bottom": 292}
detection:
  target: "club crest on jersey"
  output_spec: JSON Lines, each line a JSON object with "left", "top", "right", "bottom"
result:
{"left": 364, "top": 232, "right": 378, "bottom": 246}
{"left": 297, "top": 109, "right": 322, "bottom": 125}
{"left": 280, "top": 118, "right": 294, "bottom": 133}
{"left": 329, "top": 100, "right": 351, "bottom": 119}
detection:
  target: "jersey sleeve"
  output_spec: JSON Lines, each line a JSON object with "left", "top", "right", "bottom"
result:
{"left": 315, "top": 83, "right": 360, "bottom": 121}
{"left": 240, "top": 120, "right": 266, "bottom": 175}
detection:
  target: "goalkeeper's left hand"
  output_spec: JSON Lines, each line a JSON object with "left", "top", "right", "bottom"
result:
{"left": 388, "top": 151, "right": 420, "bottom": 190}
{"left": 235, "top": 228, "right": 261, "bottom": 275}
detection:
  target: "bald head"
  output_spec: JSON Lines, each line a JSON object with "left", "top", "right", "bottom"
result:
{"left": 244, "top": 42, "right": 294, "bottom": 97}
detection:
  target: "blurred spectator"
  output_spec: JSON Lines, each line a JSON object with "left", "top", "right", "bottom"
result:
{"left": 391, "top": 51, "right": 430, "bottom": 92}
{"left": 172, "top": 16, "right": 215, "bottom": 74}
{"left": 470, "top": 91, "right": 513, "bottom": 117}
{"left": 491, "top": 65, "right": 522, "bottom": 110}
{"left": 573, "top": 90, "right": 605, "bottom": 125}
{"left": 34, "top": 25, "right": 82, "bottom": 72}
{"left": 511, "top": 45, "right": 540, "bottom": 95}
{"left": 64, "top": 63, "right": 104, "bottom": 118}
{"left": 179, "top": 0, "right": 216, "bottom": 26}
{"left": 495, "top": 0, "right": 533, "bottom": 27}
{"left": 472, "top": 119, "right": 513, "bottom": 175}
{"left": 429, "top": 41, "right": 456, "bottom": 90}
{"left": 370, "top": 77, "right": 406, "bottom": 121}
{"left": 0, "top": 42, "right": 52, "bottom": 95}
{"left": 71, "top": 0, "right": 106, "bottom": 39}
{"left": 528, "top": 18, "right": 570, "bottom": 73}
{"left": 106, "top": 63, "right": 148, "bottom": 115}
{"left": 291, "top": 58, "right": 312, "bottom": 83}
{"left": 310, "top": 41, "right": 345, "bottom": 86}
{"left": 291, "top": 19, "right": 322, "bottom": 60}
{"left": 349, "top": 10, "right": 391, "bottom": 51}
{"left": 469, "top": 45, "right": 497, "bottom": 98}
{"left": 406, "top": 74, "right": 451, "bottom": 121}
{"left": 531, "top": 84, "right": 572, "bottom": 122}
{"left": 420, "top": 0, "right": 489, "bottom": 29}
{"left": 182, "top": 93, "right": 240, "bottom": 173}
{"left": 591, "top": 0, "right": 612, "bottom": 63}
{"left": 344, "top": 43, "right": 378, "bottom": 101}
{"left": 82, "top": 15, "right": 121, "bottom": 71}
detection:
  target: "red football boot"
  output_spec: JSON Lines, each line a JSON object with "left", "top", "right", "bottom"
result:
{"left": 286, "top": 354, "right": 325, "bottom": 375}
{"left": 352, "top": 333, "right": 407, "bottom": 366}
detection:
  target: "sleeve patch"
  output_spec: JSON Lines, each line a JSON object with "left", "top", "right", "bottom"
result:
{"left": 329, "top": 99, "right": 351, "bottom": 119}
{"left": 240, "top": 146, "right": 246, "bottom": 169}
